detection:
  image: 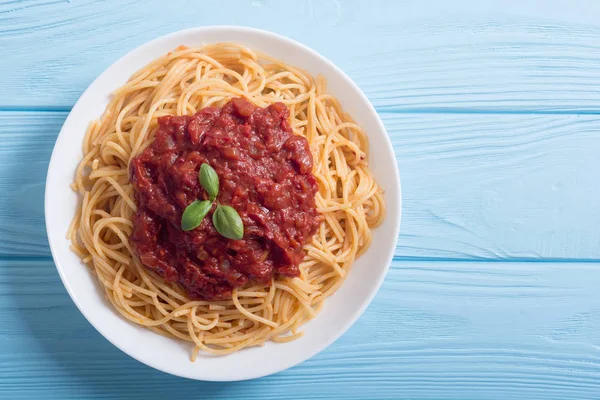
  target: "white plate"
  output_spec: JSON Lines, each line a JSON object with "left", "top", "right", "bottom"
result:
{"left": 45, "top": 26, "right": 402, "bottom": 381}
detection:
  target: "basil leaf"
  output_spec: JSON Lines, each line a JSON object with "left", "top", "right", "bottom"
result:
{"left": 199, "top": 163, "right": 219, "bottom": 201}
{"left": 181, "top": 200, "right": 212, "bottom": 231}
{"left": 212, "top": 205, "right": 244, "bottom": 240}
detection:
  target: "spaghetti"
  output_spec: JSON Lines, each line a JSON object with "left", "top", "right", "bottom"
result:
{"left": 69, "top": 43, "right": 385, "bottom": 357}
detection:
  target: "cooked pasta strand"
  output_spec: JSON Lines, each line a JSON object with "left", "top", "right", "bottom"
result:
{"left": 70, "top": 43, "right": 384, "bottom": 358}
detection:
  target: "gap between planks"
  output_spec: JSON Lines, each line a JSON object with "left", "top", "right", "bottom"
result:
{"left": 2, "top": 106, "right": 600, "bottom": 115}
{"left": 2, "top": 255, "right": 600, "bottom": 264}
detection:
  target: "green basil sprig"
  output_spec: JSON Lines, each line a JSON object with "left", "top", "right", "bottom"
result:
{"left": 213, "top": 205, "right": 244, "bottom": 240}
{"left": 181, "top": 200, "right": 212, "bottom": 231}
{"left": 180, "top": 163, "right": 244, "bottom": 240}
{"left": 199, "top": 163, "right": 219, "bottom": 201}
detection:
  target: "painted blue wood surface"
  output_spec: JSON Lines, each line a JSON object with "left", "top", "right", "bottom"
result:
{"left": 4, "top": 112, "right": 600, "bottom": 261}
{"left": 1, "top": 0, "right": 600, "bottom": 399}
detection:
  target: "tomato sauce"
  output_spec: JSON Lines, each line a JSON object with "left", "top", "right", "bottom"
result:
{"left": 129, "top": 98, "right": 320, "bottom": 300}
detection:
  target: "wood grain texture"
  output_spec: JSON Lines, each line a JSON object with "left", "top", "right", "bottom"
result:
{"left": 2, "top": 258, "right": 600, "bottom": 399}
{"left": 1, "top": 0, "right": 600, "bottom": 111}
{"left": 390, "top": 112, "right": 600, "bottom": 261}
{"left": 2, "top": 111, "right": 600, "bottom": 260}
{"left": 0, "top": 111, "right": 59, "bottom": 256}
{"left": 2, "top": 1, "right": 600, "bottom": 398}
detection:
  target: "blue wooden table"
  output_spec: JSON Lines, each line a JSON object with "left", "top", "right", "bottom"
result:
{"left": 2, "top": 0, "right": 600, "bottom": 398}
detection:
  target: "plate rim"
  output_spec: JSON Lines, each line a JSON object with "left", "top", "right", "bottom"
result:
{"left": 45, "top": 25, "right": 402, "bottom": 381}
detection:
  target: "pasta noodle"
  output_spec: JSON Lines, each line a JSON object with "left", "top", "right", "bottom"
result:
{"left": 69, "top": 43, "right": 385, "bottom": 358}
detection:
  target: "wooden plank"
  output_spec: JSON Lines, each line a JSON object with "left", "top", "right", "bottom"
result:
{"left": 1, "top": 0, "right": 600, "bottom": 111}
{"left": 0, "top": 111, "right": 61, "bottom": 256}
{"left": 2, "top": 258, "right": 600, "bottom": 399}
{"left": 2, "top": 111, "right": 600, "bottom": 260}
{"left": 389, "top": 112, "right": 600, "bottom": 261}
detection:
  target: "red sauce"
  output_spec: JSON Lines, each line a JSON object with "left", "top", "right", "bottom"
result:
{"left": 129, "top": 98, "right": 320, "bottom": 300}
